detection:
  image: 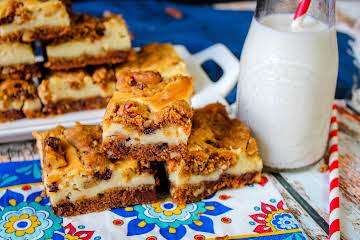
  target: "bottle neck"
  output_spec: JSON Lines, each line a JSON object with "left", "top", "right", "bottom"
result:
{"left": 255, "top": 0, "right": 336, "bottom": 28}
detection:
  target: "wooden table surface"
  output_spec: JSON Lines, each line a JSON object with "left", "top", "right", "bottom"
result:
{"left": 0, "top": 1, "right": 359, "bottom": 240}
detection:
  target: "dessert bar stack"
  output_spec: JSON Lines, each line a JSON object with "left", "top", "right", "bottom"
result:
{"left": 0, "top": 0, "right": 72, "bottom": 121}
{"left": 34, "top": 42, "right": 263, "bottom": 217}
{"left": 0, "top": 0, "right": 132, "bottom": 122}
{"left": 102, "top": 43, "right": 193, "bottom": 163}
{"left": 33, "top": 123, "right": 157, "bottom": 217}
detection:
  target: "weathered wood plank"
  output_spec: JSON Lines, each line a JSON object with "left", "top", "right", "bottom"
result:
{"left": 0, "top": 140, "right": 37, "bottom": 162}
{"left": 281, "top": 102, "right": 360, "bottom": 240}
{"left": 268, "top": 175, "right": 327, "bottom": 240}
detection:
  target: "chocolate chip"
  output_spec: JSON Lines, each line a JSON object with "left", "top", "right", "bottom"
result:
{"left": 158, "top": 143, "right": 168, "bottom": 151}
{"left": 94, "top": 167, "right": 112, "bottom": 180}
{"left": 129, "top": 78, "right": 137, "bottom": 86}
{"left": 95, "top": 26, "right": 104, "bottom": 36}
{"left": 143, "top": 127, "right": 156, "bottom": 135}
{"left": 48, "top": 182, "right": 59, "bottom": 192}
{"left": 45, "top": 137, "right": 65, "bottom": 154}
{"left": 126, "top": 137, "right": 131, "bottom": 142}
{"left": 98, "top": 193, "right": 104, "bottom": 198}
{"left": 14, "top": 83, "right": 22, "bottom": 88}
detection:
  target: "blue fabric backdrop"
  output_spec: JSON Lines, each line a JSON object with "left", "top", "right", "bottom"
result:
{"left": 73, "top": 0, "right": 359, "bottom": 102}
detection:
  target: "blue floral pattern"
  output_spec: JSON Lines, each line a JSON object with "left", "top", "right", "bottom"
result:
{"left": 271, "top": 212, "right": 299, "bottom": 230}
{"left": 112, "top": 198, "right": 232, "bottom": 240}
{"left": 0, "top": 190, "right": 63, "bottom": 240}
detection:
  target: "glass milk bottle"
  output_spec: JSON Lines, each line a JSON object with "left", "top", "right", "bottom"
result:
{"left": 237, "top": 0, "right": 338, "bottom": 170}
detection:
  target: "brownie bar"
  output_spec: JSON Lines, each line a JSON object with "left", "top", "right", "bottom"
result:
{"left": 0, "top": 79, "right": 42, "bottom": 122}
{"left": 45, "top": 13, "right": 131, "bottom": 70}
{"left": 38, "top": 67, "right": 116, "bottom": 116}
{"left": 0, "top": 42, "right": 40, "bottom": 80}
{"left": 166, "top": 104, "right": 263, "bottom": 204}
{"left": 33, "top": 123, "right": 158, "bottom": 217}
{"left": 102, "top": 71, "right": 193, "bottom": 162}
{"left": 0, "top": 0, "right": 71, "bottom": 42}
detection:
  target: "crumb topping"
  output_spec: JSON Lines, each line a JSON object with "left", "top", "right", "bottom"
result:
{"left": 48, "top": 13, "right": 103, "bottom": 44}
{"left": 105, "top": 99, "right": 192, "bottom": 134}
{"left": 34, "top": 123, "right": 149, "bottom": 182}
{"left": 116, "top": 43, "right": 186, "bottom": 77}
{"left": 0, "top": 0, "right": 69, "bottom": 25}
{"left": 116, "top": 70, "right": 192, "bottom": 99}
{"left": 0, "top": 64, "right": 41, "bottom": 81}
{"left": 0, "top": 79, "right": 37, "bottom": 104}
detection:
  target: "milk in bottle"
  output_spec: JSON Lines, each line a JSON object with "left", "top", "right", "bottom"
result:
{"left": 237, "top": 11, "right": 338, "bottom": 170}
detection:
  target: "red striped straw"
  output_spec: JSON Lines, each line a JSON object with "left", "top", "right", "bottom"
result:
{"left": 293, "top": 0, "right": 311, "bottom": 20}
{"left": 328, "top": 103, "right": 340, "bottom": 240}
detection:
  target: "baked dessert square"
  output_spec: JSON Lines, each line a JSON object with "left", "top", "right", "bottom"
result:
{"left": 45, "top": 13, "right": 131, "bottom": 70}
{"left": 102, "top": 70, "right": 193, "bottom": 163}
{"left": 38, "top": 67, "right": 116, "bottom": 115}
{"left": 33, "top": 123, "right": 158, "bottom": 217}
{"left": 0, "top": 79, "right": 42, "bottom": 122}
{"left": 166, "top": 104, "right": 263, "bottom": 204}
{"left": 115, "top": 43, "right": 189, "bottom": 85}
{"left": 0, "top": 42, "right": 40, "bottom": 81}
{"left": 0, "top": 0, "right": 71, "bottom": 42}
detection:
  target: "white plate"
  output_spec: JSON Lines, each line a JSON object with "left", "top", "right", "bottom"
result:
{"left": 0, "top": 44, "right": 239, "bottom": 142}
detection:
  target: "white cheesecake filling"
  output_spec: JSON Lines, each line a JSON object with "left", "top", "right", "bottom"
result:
{"left": 0, "top": 99, "right": 22, "bottom": 111}
{"left": 47, "top": 18, "right": 131, "bottom": 58}
{"left": 39, "top": 75, "right": 115, "bottom": 104}
{"left": 0, "top": 42, "right": 35, "bottom": 65}
{"left": 160, "top": 62, "right": 190, "bottom": 79}
{"left": 23, "top": 98, "right": 42, "bottom": 112}
{"left": 169, "top": 149, "right": 262, "bottom": 186}
{"left": 0, "top": 0, "right": 70, "bottom": 36}
{"left": 48, "top": 170, "right": 155, "bottom": 204}
{"left": 103, "top": 123, "right": 189, "bottom": 145}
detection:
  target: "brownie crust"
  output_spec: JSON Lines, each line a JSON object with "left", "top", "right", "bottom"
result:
{"left": 45, "top": 50, "right": 129, "bottom": 70}
{"left": 53, "top": 185, "right": 158, "bottom": 217}
{"left": 42, "top": 96, "right": 110, "bottom": 115}
{"left": 171, "top": 172, "right": 261, "bottom": 204}
{"left": 0, "top": 26, "right": 70, "bottom": 43}
{"left": 0, "top": 64, "right": 41, "bottom": 81}
{"left": 102, "top": 137, "right": 187, "bottom": 163}
{"left": 0, "top": 109, "right": 24, "bottom": 122}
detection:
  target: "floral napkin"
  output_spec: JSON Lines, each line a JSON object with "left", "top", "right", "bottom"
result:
{"left": 0, "top": 160, "right": 306, "bottom": 240}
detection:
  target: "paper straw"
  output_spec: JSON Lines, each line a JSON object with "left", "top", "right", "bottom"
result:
{"left": 328, "top": 103, "right": 341, "bottom": 240}
{"left": 293, "top": 0, "right": 311, "bottom": 20}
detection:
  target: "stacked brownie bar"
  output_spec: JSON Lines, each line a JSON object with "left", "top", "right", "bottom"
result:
{"left": 167, "top": 104, "right": 262, "bottom": 204}
{"left": 34, "top": 123, "right": 157, "bottom": 217}
{"left": 102, "top": 44, "right": 193, "bottom": 163}
{"left": 0, "top": 0, "right": 71, "bottom": 121}
{"left": 34, "top": 103, "right": 263, "bottom": 216}
{"left": 0, "top": 0, "right": 132, "bottom": 122}
{"left": 34, "top": 45, "right": 262, "bottom": 217}
{"left": 29, "top": 1, "right": 263, "bottom": 217}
